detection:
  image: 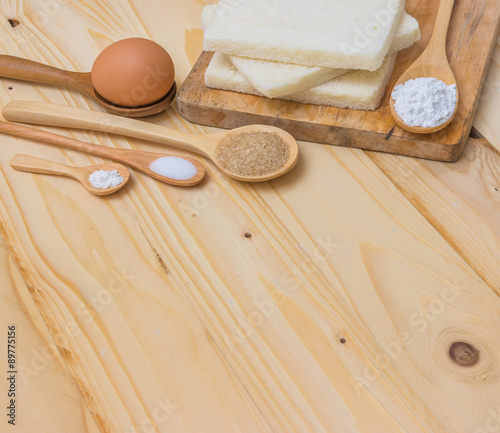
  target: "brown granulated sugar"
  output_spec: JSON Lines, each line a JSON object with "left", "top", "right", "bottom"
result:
{"left": 216, "top": 132, "right": 289, "bottom": 177}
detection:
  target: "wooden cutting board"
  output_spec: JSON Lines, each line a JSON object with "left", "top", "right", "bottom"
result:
{"left": 176, "top": 0, "right": 500, "bottom": 162}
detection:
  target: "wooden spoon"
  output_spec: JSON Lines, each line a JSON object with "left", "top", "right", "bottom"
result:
{"left": 10, "top": 154, "right": 129, "bottom": 196}
{"left": 389, "top": 0, "right": 458, "bottom": 134}
{"left": 0, "top": 55, "right": 176, "bottom": 118}
{"left": 2, "top": 101, "right": 299, "bottom": 182}
{"left": 0, "top": 120, "right": 205, "bottom": 186}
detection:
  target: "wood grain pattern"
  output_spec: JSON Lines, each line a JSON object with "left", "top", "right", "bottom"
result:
{"left": 0, "top": 236, "right": 100, "bottom": 433}
{"left": 0, "top": 1, "right": 499, "bottom": 433}
{"left": 369, "top": 135, "right": 500, "bottom": 295}
{"left": 177, "top": 0, "right": 500, "bottom": 161}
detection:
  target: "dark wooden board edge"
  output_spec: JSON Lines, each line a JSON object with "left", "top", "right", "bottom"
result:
{"left": 176, "top": 53, "right": 463, "bottom": 162}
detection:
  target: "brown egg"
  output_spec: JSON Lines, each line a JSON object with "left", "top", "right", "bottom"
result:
{"left": 91, "top": 38, "right": 175, "bottom": 108}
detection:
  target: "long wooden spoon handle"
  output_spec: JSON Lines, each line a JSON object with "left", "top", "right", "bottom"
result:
{"left": 428, "top": 0, "right": 456, "bottom": 50}
{"left": 2, "top": 100, "right": 213, "bottom": 157}
{"left": 0, "top": 119, "right": 127, "bottom": 160}
{"left": 10, "top": 153, "right": 74, "bottom": 177}
{"left": 0, "top": 120, "right": 206, "bottom": 186}
{"left": 0, "top": 55, "right": 86, "bottom": 88}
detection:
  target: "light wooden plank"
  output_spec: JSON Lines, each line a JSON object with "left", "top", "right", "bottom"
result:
{"left": 0, "top": 1, "right": 274, "bottom": 432}
{"left": 2, "top": 109, "right": 500, "bottom": 432}
{"left": 0, "top": 236, "right": 100, "bottom": 433}
{"left": 0, "top": 1, "right": 499, "bottom": 433}
{"left": 369, "top": 137, "right": 500, "bottom": 295}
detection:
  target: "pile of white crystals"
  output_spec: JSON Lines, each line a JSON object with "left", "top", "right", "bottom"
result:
{"left": 89, "top": 169, "right": 124, "bottom": 189}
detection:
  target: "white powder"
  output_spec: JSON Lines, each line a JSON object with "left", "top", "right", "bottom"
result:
{"left": 392, "top": 77, "right": 457, "bottom": 128}
{"left": 149, "top": 157, "right": 198, "bottom": 180}
{"left": 89, "top": 169, "right": 124, "bottom": 188}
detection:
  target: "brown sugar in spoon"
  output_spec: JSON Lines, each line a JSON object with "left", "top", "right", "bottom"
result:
{"left": 0, "top": 55, "right": 176, "bottom": 118}
{"left": 10, "top": 154, "right": 130, "bottom": 196}
{"left": 3, "top": 101, "right": 300, "bottom": 182}
{"left": 389, "top": 0, "right": 458, "bottom": 134}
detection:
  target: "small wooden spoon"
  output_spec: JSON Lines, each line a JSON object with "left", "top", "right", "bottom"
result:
{"left": 3, "top": 101, "right": 299, "bottom": 182}
{"left": 389, "top": 0, "right": 458, "bottom": 134}
{"left": 0, "top": 120, "right": 205, "bottom": 186}
{"left": 10, "top": 154, "right": 129, "bottom": 196}
{"left": 0, "top": 55, "right": 176, "bottom": 118}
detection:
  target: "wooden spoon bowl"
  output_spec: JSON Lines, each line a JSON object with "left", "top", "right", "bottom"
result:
{"left": 10, "top": 154, "right": 130, "bottom": 195}
{"left": 209, "top": 124, "right": 299, "bottom": 182}
{"left": 389, "top": 0, "right": 459, "bottom": 134}
{"left": 0, "top": 55, "right": 176, "bottom": 117}
{"left": 3, "top": 101, "right": 300, "bottom": 182}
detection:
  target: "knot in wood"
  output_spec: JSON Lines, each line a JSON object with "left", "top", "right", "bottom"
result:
{"left": 8, "top": 18, "right": 20, "bottom": 27}
{"left": 242, "top": 230, "right": 254, "bottom": 240}
{"left": 449, "top": 342, "right": 480, "bottom": 367}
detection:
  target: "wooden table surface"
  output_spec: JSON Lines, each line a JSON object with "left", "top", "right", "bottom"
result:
{"left": 0, "top": 2, "right": 499, "bottom": 432}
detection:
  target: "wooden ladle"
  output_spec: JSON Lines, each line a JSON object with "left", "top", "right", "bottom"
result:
{"left": 0, "top": 55, "right": 176, "bottom": 118}
{"left": 10, "top": 154, "right": 129, "bottom": 196}
{"left": 3, "top": 101, "right": 300, "bottom": 182}
{"left": 389, "top": 0, "right": 458, "bottom": 134}
{"left": 0, "top": 120, "right": 205, "bottom": 186}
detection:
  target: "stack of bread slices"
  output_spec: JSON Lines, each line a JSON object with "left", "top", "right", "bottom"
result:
{"left": 202, "top": 0, "right": 420, "bottom": 111}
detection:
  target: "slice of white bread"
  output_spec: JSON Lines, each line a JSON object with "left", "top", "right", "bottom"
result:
{"left": 202, "top": 6, "right": 419, "bottom": 98}
{"left": 230, "top": 57, "right": 349, "bottom": 98}
{"left": 203, "top": 0, "right": 405, "bottom": 71}
{"left": 285, "top": 53, "right": 398, "bottom": 110}
{"left": 205, "top": 51, "right": 398, "bottom": 111}
{"left": 229, "top": 14, "right": 419, "bottom": 98}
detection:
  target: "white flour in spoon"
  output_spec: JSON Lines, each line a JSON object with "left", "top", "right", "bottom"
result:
{"left": 392, "top": 77, "right": 457, "bottom": 128}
